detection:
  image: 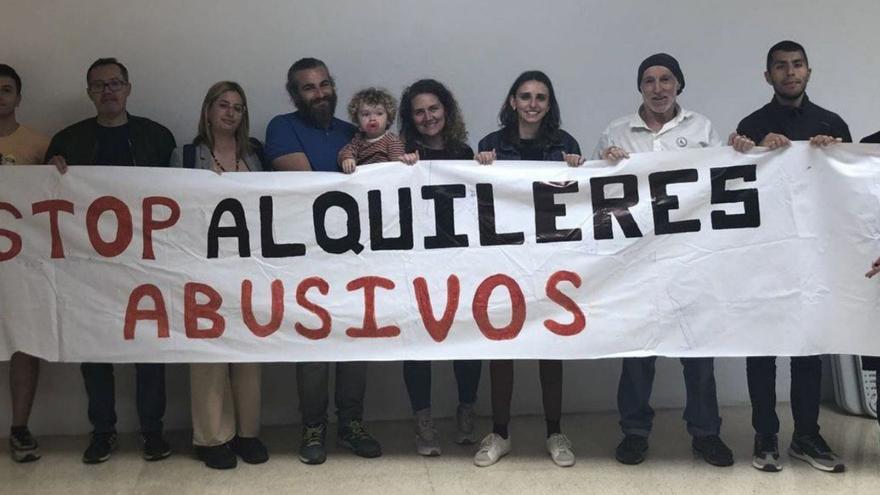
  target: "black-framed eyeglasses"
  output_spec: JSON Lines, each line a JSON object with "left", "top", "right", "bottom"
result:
{"left": 88, "top": 79, "right": 128, "bottom": 94}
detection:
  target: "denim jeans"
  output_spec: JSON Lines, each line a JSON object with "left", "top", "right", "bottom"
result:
{"left": 617, "top": 356, "right": 721, "bottom": 438}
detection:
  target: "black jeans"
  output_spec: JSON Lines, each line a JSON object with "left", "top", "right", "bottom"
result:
{"left": 81, "top": 363, "right": 166, "bottom": 434}
{"left": 746, "top": 355, "right": 822, "bottom": 436}
{"left": 296, "top": 362, "right": 366, "bottom": 425}
{"left": 402, "top": 360, "right": 481, "bottom": 412}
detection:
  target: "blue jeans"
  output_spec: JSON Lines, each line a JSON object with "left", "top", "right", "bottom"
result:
{"left": 617, "top": 356, "right": 721, "bottom": 438}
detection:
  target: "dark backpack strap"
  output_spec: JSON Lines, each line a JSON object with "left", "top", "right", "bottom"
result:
{"left": 248, "top": 137, "right": 267, "bottom": 171}
{"left": 183, "top": 144, "right": 196, "bottom": 169}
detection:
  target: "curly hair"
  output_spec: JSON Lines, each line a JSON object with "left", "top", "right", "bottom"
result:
{"left": 398, "top": 79, "right": 468, "bottom": 150}
{"left": 347, "top": 87, "right": 397, "bottom": 130}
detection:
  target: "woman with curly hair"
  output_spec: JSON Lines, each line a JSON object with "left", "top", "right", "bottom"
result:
{"left": 396, "top": 79, "right": 481, "bottom": 457}
{"left": 398, "top": 78, "right": 474, "bottom": 163}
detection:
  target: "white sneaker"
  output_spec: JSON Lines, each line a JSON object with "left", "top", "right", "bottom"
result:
{"left": 455, "top": 403, "right": 476, "bottom": 445}
{"left": 546, "top": 433, "right": 575, "bottom": 467}
{"left": 414, "top": 410, "right": 441, "bottom": 457}
{"left": 473, "top": 433, "right": 511, "bottom": 467}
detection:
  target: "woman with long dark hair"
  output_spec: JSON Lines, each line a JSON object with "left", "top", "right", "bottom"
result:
{"left": 475, "top": 70, "right": 583, "bottom": 166}
{"left": 473, "top": 71, "right": 580, "bottom": 468}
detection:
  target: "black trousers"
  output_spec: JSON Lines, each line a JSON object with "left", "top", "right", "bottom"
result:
{"left": 81, "top": 363, "right": 166, "bottom": 434}
{"left": 746, "top": 355, "right": 821, "bottom": 436}
{"left": 403, "top": 360, "right": 481, "bottom": 412}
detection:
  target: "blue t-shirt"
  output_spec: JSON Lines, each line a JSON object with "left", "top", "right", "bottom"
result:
{"left": 264, "top": 111, "right": 357, "bottom": 172}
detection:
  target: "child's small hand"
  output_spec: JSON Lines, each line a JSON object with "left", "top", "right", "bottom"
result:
{"left": 400, "top": 151, "right": 419, "bottom": 165}
{"left": 866, "top": 256, "right": 880, "bottom": 278}
{"left": 341, "top": 158, "right": 357, "bottom": 174}
{"left": 475, "top": 149, "right": 496, "bottom": 165}
{"left": 562, "top": 152, "right": 585, "bottom": 167}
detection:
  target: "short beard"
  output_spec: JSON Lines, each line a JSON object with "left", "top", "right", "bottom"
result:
{"left": 773, "top": 84, "right": 805, "bottom": 105}
{"left": 294, "top": 92, "right": 337, "bottom": 127}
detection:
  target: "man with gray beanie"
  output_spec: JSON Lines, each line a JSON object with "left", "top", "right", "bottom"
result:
{"left": 592, "top": 53, "right": 731, "bottom": 468}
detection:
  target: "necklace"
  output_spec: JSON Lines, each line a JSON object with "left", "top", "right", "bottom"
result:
{"left": 209, "top": 148, "right": 243, "bottom": 172}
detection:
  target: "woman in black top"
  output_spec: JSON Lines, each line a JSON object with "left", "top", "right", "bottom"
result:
{"left": 399, "top": 79, "right": 474, "bottom": 163}
{"left": 475, "top": 70, "right": 583, "bottom": 166}
{"left": 397, "top": 79, "right": 482, "bottom": 457}
{"left": 473, "top": 70, "right": 579, "bottom": 468}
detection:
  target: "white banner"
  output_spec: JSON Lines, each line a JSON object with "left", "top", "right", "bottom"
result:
{"left": 2, "top": 143, "right": 880, "bottom": 362}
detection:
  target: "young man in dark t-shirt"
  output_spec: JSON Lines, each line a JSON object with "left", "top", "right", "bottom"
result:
{"left": 45, "top": 58, "right": 175, "bottom": 465}
{"left": 731, "top": 41, "right": 849, "bottom": 475}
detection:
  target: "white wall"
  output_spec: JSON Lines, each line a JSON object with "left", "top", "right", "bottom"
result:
{"left": 1, "top": 0, "right": 868, "bottom": 435}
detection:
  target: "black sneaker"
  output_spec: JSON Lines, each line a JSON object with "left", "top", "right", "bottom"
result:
{"left": 195, "top": 443, "right": 237, "bottom": 469}
{"left": 752, "top": 434, "right": 781, "bottom": 472}
{"left": 299, "top": 423, "right": 327, "bottom": 465}
{"left": 338, "top": 419, "right": 382, "bottom": 458}
{"left": 9, "top": 427, "right": 40, "bottom": 463}
{"left": 230, "top": 436, "right": 269, "bottom": 464}
{"left": 82, "top": 432, "right": 117, "bottom": 464}
{"left": 692, "top": 435, "right": 734, "bottom": 467}
{"left": 789, "top": 433, "right": 845, "bottom": 473}
{"left": 615, "top": 435, "right": 648, "bottom": 465}
{"left": 141, "top": 431, "right": 172, "bottom": 461}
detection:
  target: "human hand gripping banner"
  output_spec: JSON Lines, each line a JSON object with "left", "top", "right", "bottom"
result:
{"left": 2, "top": 142, "right": 880, "bottom": 363}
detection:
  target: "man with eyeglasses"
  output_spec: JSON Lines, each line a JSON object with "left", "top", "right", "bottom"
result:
{"left": 44, "top": 57, "right": 175, "bottom": 464}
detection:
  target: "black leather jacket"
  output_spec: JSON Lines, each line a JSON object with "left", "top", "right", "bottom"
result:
{"left": 45, "top": 113, "right": 175, "bottom": 167}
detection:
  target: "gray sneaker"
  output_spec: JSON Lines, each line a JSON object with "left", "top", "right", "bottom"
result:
{"left": 9, "top": 428, "right": 40, "bottom": 463}
{"left": 455, "top": 403, "right": 476, "bottom": 445}
{"left": 414, "top": 409, "right": 441, "bottom": 456}
{"left": 752, "top": 434, "right": 781, "bottom": 472}
{"left": 788, "top": 433, "right": 844, "bottom": 473}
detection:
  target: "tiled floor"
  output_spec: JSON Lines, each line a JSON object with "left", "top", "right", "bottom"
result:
{"left": 2, "top": 404, "right": 879, "bottom": 494}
